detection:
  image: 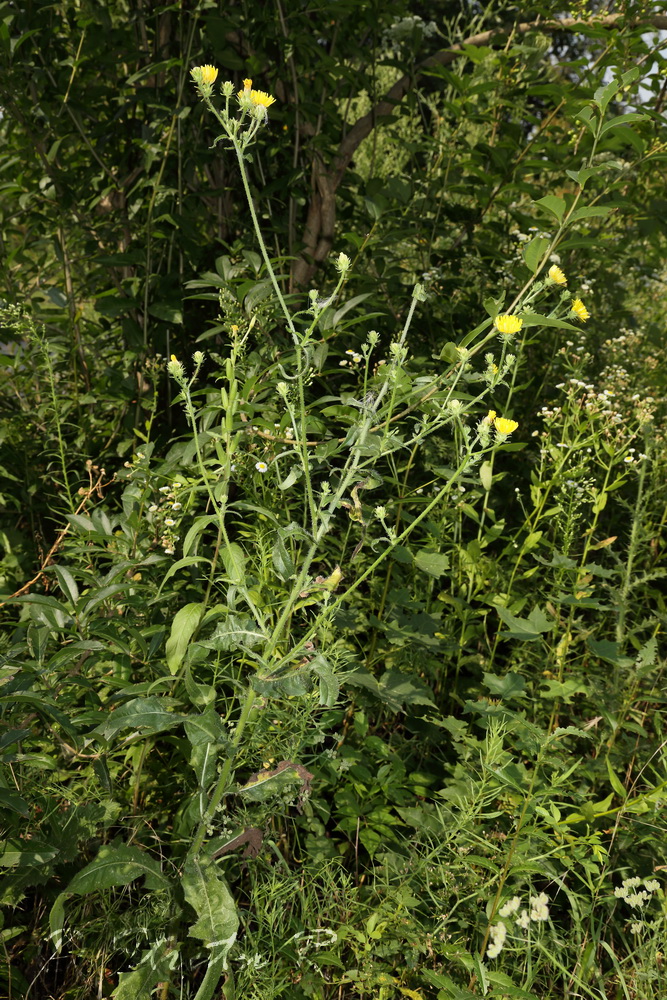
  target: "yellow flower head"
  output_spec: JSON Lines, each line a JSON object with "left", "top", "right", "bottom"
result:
{"left": 239, "top": 87, "right": 276, "bottom": 109}
{"left": 494, "top": 314, "right": 523, "bottom": 336}
{"left": 570, "top": 298, "right": 590, "bottom": 322}
{"left": 485, "top": 409, "right": 497, "bottom": 423}
{"left": 548, "top": 264, "right": 567, "bottom": 285}
{"left": 494, "top": 417, "right": 519, "bottom": 436}
{"left": 199, "top": 65, "right": 218, "bottom": 85}
{"left": 243, "top": 78, "right": 253, "bottom": 91}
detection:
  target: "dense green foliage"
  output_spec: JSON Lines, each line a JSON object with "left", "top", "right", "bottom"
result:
{"left": 2, "top": 2, "right": 667, "bottom": 998}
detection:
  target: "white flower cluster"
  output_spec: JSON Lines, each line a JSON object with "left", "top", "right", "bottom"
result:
{"left": 487, "top": 920, "right": 507, "bottom": 959}
{"left": 614, "top": 876, "right": 661, "bottom": 908}
{"left": 487, "top": 891, "right": 551, "bottom": 958}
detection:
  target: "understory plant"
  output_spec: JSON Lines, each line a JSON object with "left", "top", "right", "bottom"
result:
{"left": 1, "top": 53, "right": 666, "bottom": 1000}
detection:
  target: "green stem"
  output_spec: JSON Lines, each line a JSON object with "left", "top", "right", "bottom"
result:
{"left": 189, "top": 686, "right": 257, "bottom": 858}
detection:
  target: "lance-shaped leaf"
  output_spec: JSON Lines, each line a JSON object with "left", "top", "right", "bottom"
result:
{"left": 50, "top": 843, "right": 170, "bottom": 951}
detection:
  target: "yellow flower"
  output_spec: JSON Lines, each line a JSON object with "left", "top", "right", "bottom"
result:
{"left": 170, "top": 354, "right": 178, "bottom": 362}
{"left": 494, "top": 314, "right": 523, "bottom": 335}
{"left": 548, "top": 264, "right": 567, "bottom": 285}
{"left": 485, "top": 409, "right": 497, "bottom": 423}
{"left": 494, "top": 417, "right": 519, "bottom": 435}
{"left": 238, "top": 82, "right": 277, "bottom": 110}
{"left": 251, "top": 89, "right": 276, "bottom": 109}
{"left": 199, "top": 65, "right": 218, "bottom": 85}
{"left": 570, "top": 298, "right": 590, "bottom": 322}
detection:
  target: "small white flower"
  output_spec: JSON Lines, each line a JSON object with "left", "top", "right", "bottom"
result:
{"left": 516, "top": 909, "right": 530, "bottom": 930}
{"left": 623, "top": 877, "right": 642, "bottom": 889}
{"left": 255, "top": 461, "right": 268, "bottom": 473}
{"left": 148, "top": 504, "right": 158, "bottom": 513}
{"left": 352, "top": 353, "right": 362, "bottom": 363}
{"left": 159, "top": 486, "right": 171, "bottom": 494}
{"left": 614, "top": 886, "right": 629, "bottom": 898}
{"left": 486, "top": 921, "right": 507, "bottom": 959}
{"left": 644, "top": 879, "right": 660, "bottom": 892}
{"left": 499, "top": 896, "right": 521, "bottom": 918}
{"left": 530, "top": 893, "right": 549, "bottom": 922}
{"left": 164, "top": 518, "right": 176, "bottom": 526}
{"left": 163, "top": 547, "right": 175, "bottom": 555}
{"left": 172, "top": 482, "right": 181, "bottom": 489}
{"left": 630, "top": 921, "right": 643, "bottom": 934}
{"left": 627, "top": 891, "right": 650, "bottom": 909}
{"left": 171, "top": 502, "right": 182, "bottom": 510}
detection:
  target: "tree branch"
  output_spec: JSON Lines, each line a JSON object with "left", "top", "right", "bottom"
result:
{"left": 292, "top": 12, "right": 667, "bottom": 288}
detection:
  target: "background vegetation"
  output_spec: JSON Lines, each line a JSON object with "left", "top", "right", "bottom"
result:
{"left": 1, "top": 1, "right": 667, "bottom": 998}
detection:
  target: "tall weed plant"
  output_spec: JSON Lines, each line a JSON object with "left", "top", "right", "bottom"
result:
{"left": 1, "top": 58, "right": 666, "bottom": 1000}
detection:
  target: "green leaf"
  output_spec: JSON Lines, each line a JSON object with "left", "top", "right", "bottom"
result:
{"left": 272, "top": 531, "right": 295, "bottom": 581}
{"left": 50, "top": 844, "right": 170, "bottom": 951}
{"left": 0, "top": 788, "right": 30, "bottom": 817}
{"left": 182, "top": 855, "right": 238, "bottom": 952}
{"left": 521, "top": 312, "right": 581, "bottom": 332}
{"left": 565, "top": 166, "right": 602, "bottom": 188}
{"left": 483, "top": 672, "right": 526, "bottom": 700}
{"left": 586, "top": 638, "right": 633, "bottom": 668}
{"left": 112, "top": 939, "right": 179, "bottom": 1000}
{"left": 569, "top": 205, "right": 613, "bottom": 223}
{"left": 312, "top": 655, "right": 339, "bottom": 707}
{"left": 495, "top": 604, "right": 555, "bottom": 640}
{"left": 534, "top": 195, "right": 565, "bottom": 222}
{"left": 606, "top": 756, "right": 627, "bottom": 800}
{"left": 522, "top": 236, "right": 549, "bottom": 274}
{"left": 600, "top": 111, "right": 647, "bottom": 137}
{"left": 148, "top": 300, "right": 183, "bottom": 324}
{"left": 593, "top": 78, "right": 620, "bottom": 115}
{"left": 221, "top": 542, "right": 245, "bottom": 584}
{"left": 278, "top": 465, "right": 302, "bottom": 490}
{"left": 479, "top": 460, "right": 493, "bottom": 492}
{"left": 540, "top": 678, "right": 588, "bottom": 701}
{"left": 414, "top": 550, "right": 450, "bottom": 576}
{"left": 93, "top": 697, "right": 184, "bottom": 741}
{"left": 182, "top": 515, "right": 218, "bottom": 557}
{"left": 166, "top": 602, "right": 203, "bottom": 675}
{"left": 52, "top": 565, "right": 79, "bottom": 605}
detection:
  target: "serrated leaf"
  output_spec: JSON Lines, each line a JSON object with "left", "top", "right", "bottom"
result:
{"left": 586, "top": 638, "right": 633, "bottom": 668}
{"left": 414, "top": 550, "right": 450, "bottom": 576}
{"left": 166, "top": 602, "right": 203, "bottom": 675}
{"left": 495, "top": 604, "right": 554, "bottom": 640}
{"left": 182, "top": 855, "right": 238, "bottom": 959}
{"left": 50, "top": 844, "right": 170, "bottom": 951}
{"left": 483, "top": 671, "right": 526, "bottom": 699}
{"left": 112, "top": 939, "right": 178, "bottom": 999}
